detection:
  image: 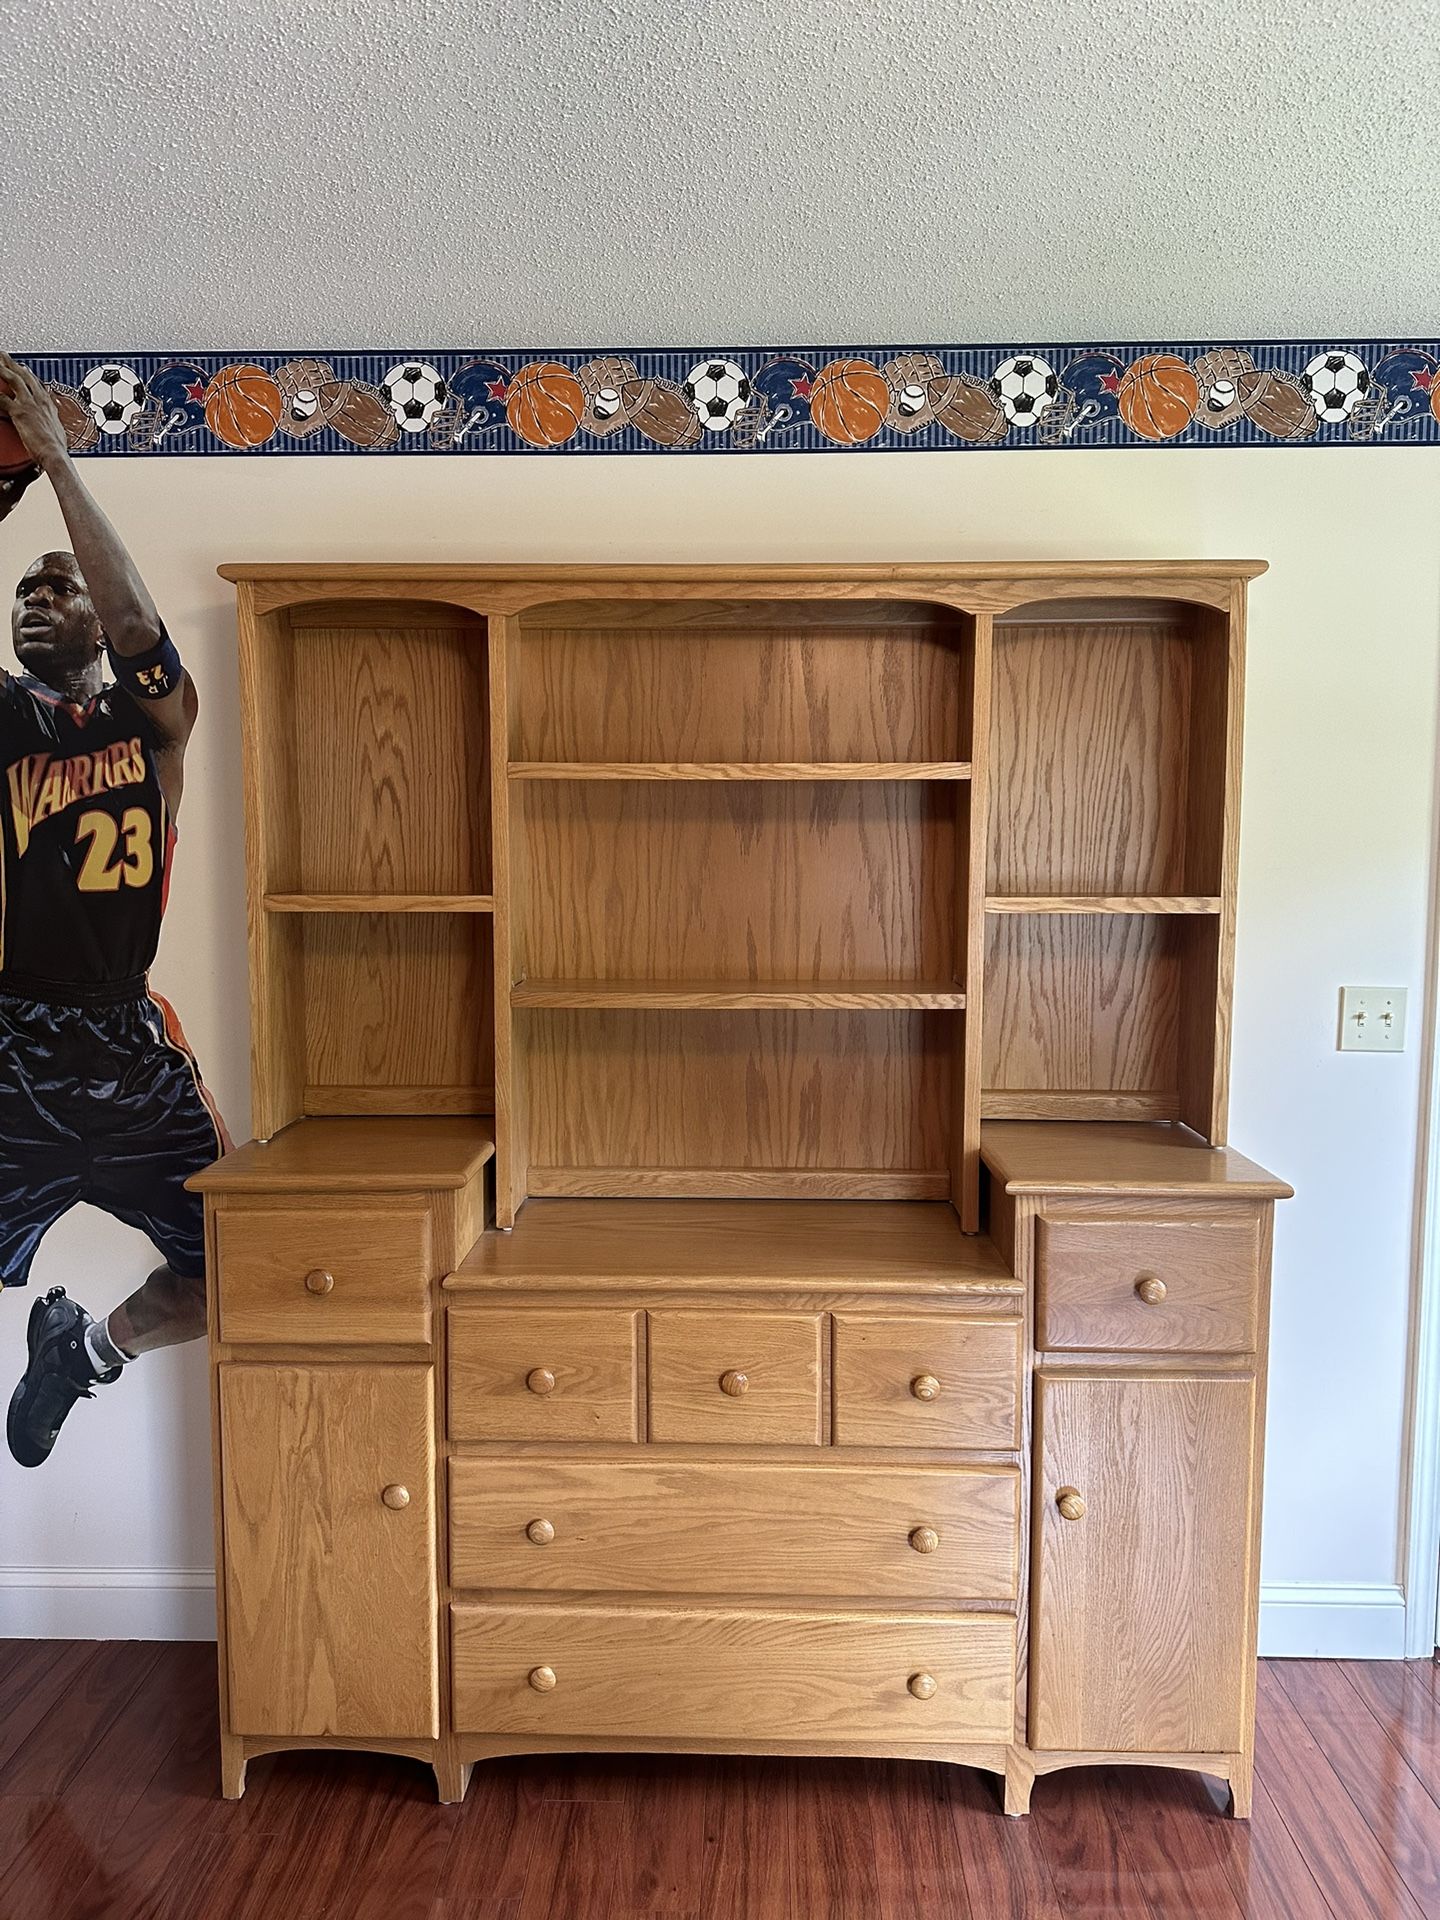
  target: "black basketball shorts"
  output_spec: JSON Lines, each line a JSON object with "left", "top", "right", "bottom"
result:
{"left": 0, "top": 977, "right": 230, "bottom": 1291}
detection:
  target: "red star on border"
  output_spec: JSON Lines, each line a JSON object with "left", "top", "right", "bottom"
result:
{"left": 1414, "top": 367, "right": 1434, "bottom": 391}
{"left": 486, "top": 378, "right": 508, "bottom": 401}
{"left": 791, "top": 376, "right": 813, "bottom": 399}
{"left": 184, "top": 378, "right": 206, "bottom": 403}
{"left": 1099, "top": 372, "right": 1121, "bottom": 394}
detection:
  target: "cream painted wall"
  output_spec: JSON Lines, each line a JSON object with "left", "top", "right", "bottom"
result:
{"left": 2, "top": 447, "right": 1436, "bottom": 1652}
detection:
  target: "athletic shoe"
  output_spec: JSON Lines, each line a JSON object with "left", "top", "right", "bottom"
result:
{"left": 7, "top": 1288, "right": 120, "bottom": 1468}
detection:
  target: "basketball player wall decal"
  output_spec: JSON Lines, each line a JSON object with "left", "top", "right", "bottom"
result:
{"left": 0, "top": 353, "right": 229, "bottom": 1469}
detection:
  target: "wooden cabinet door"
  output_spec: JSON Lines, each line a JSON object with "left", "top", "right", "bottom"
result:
{"left": 220, "top": 1364, "right": 438, "bottom": 1737}
{"left": 1031, "top": 1372, "right": 1255, "bottom": 1754}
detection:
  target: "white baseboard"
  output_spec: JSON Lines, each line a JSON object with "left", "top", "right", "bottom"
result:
{"left": 0, "top": 1567, "right": 216, "bottom": 1641}
{"left": 0, "top": 1570, "right": 1415, "bottom": 1658}
{"left": 1259, "top": 1581, "right": 1409, "bottom": 1659}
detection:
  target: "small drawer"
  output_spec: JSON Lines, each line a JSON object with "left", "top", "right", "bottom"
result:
{"left": 215, "top": 1207, "right": 431, "bottom": 1345}
{"left": 448, "top": 1308, "right": 640, "bottom": 1443}
{"left": 648, "top": 1310, "right": 823, "bottom": 1445}
{"left": 450, "top": 1459, "right": 1020, "bottom": 1600}
{"left": 451, "top": 1601, "right": 1015, "bottom": 1743}
{"left": 832, "top": 1314, "right": 1021, "bottom": 1449}
{"left": 1036, "top": 1209, "right": 1262, "bottom": 1354}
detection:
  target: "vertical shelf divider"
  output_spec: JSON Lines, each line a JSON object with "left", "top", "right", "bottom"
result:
{"left": 958, "top": 607, "right": 993, "bottom": 1233}
{"left": 486, "top": 609, "right": 524, "bottom": 1227}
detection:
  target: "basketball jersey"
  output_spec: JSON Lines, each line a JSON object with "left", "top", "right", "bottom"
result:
{"left": 0, "top": 671, "right": 173, "bottom": 988}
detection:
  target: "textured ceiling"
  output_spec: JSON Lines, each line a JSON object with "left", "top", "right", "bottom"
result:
{"left": 4, "top": 0, "right": 1437, "bottom": 352}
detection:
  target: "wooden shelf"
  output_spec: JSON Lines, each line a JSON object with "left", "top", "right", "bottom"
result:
{"left": 984, "top": 895, "right": 1222, "bottom": 916}
{"left": 510, "top": 979, "right": 966, "bottom": 1011}
{"left": 265, "top": 894, "right": 495, "bottom": 914}
{"left": 509, "top": 762, "right": 972, "bottom": 782}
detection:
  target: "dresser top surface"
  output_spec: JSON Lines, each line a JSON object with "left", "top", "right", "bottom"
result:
{"left": 981, "top": 1122, "right": 1291, "bottom": 1198}
{"left": 190, "top": 1118, "right": 496, "bottom": 1194}
{"left": 449, "top": 1199, "right": 1019, "bottom": 1292}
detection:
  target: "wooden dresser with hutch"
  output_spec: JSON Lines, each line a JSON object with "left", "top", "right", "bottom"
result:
{"left": 194, "top": 561, "right": 1289, "bottom": 1815}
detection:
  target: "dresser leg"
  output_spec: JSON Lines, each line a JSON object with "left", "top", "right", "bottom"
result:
{"left": 1226, "top": 1754, "right": 1253, "bottom": 1820}
{"left": 433, "top": 1755, "right": 474, "bottom": 1804}
{"left": 220, "top": 1734, "right": 248, "bottom": 1800}
{"left": 1003, "top": 1748, "right": 1036, "bottom": 1817}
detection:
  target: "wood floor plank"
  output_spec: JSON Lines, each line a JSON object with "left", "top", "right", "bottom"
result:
{"left": 615, "top": 1756, "right": 713, "bottom": 1914}
{"left": 1217, "top": 1776, "right": 1340, "bottom": 1920}
{"left": 1030, "top": 1769, "right": 1158, "bottom": 1919}
{"left": 1099, "top": 1766, "right": 1250, "bottom": 1920}
{"left": 865, "top": 1758, "right": 974, "bottom": 1920}
{"left": 0, "top": 1641, "right": 162, "bottom": 1800}
{"left": 946, "top": 1764, "right": 1068, "bottom": 1920}
{"left": 1254, "top": 1665, "right": 1428, "bottom": 1920}
{"left": 789, "top": 1756, "right": 880, "bottom": 1920}
{"left": 699, "top": 1757, "right": 793, "bottom": 1920}
{"left": 0, "top": 1642, "right": 100, "bottom": 1781}
{"left": 1275, "top": 1660, "right": 1440, "bottom": 1916}
{"left": 516, "top": 1801, "right": 625, "bottom": 1920}
{"left": 1340, "top": 1661, "right": 1440, "bottom": 1795}
{"left": 433, "top": 1762, "right": 539, "bottom": 1917}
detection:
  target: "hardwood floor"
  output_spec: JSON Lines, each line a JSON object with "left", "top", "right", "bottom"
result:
{"left": 0, "top": 1644, "right": 1436, "bottom": 1919}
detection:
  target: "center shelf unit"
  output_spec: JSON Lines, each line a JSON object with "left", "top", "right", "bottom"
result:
{"left": 224, "top": 561, "right": 1262, "bottom": 1231}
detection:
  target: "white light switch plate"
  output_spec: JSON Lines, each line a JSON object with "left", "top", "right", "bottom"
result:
{"left": 1338, "top": 986, "right": 1407, "bottom": 1052}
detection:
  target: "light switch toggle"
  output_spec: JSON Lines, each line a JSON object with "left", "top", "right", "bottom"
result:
{"left": 1338, "top": 987, "right": 1407, "bottom": 1052}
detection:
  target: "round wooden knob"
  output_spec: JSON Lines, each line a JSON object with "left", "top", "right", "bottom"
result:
{"left": 719, "top": 1370, "right": 749, "bottom": 1397}
{"left": 526, "top": 1519, "right": 555, "bottom": 1546}
{"left": 910, "top": 1374, "right": 941, "bottom": 1402}
{"left": 304, "top": 1268, "right": 334, "bottom": 1296}
{"left": 908, "top": 1672, "right": 938, "bottom": 1700}
{"left": 526, "top": 1368, "right": 556, "bottom": 1395}
{"left": 1056, "top": 1486, "right": 1087, "bottom": 1522}
{"left": 528, "top": 1666, "right": 557, "bottom": 1693}
{"left": 909, "top": 1527, "right": 941, "bottom": 1554}
{"left": 380, "top": 1484, "right": 410, "bottom": 1511}
{"left": 1135, "top": 1275, "right": 1168, "bottom": 1306}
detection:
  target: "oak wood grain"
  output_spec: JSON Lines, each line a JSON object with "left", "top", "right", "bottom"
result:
{"left": 215, "top": 1206, "right": 431, "bottom": 1346}
{"left": 448, "top": 1307, "right": 641, "bottom": 1443}
{"left": 832, "top": 1314, "right": 1022, "bottom": 1449}
{"left": 1035, "top": 1209, "right": 1262, "bottom": 1355}
{"left": 647, "top": 1311, "right": 823, "bottom": 1446}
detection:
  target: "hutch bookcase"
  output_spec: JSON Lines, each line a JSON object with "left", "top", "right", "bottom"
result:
{"left": 196, "top": 560, "right": 1288, "bottom": 1816}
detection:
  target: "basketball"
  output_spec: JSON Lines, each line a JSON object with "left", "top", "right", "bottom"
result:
{"left": 1117, "top": 354, "right": 1199, "bottom": 441}
{"left": 624, "top": 378, "right": 703, "bottom": 448}
{"left": 1236, "top": 368, "right": 1316, "bottom": 440}
{"left": 927, "top": 371, "right": 1006, "bottom": 444}
{"left": 1431, "top": 380, "right": 1440, "bottom": 428}
{"left": 330, "top": 383, "right": 401, "bottom": 448}
{"left": 0, "top": 413, "right": 33, "bottom": 475}
{"left": 506, "top": 361, "right": 585, "bottom": 447}
{"left": 810, "top": 358, "right": 890, "bottom": 445}
{"left": 204, "top": 363, "right": 283, "bottom": 449}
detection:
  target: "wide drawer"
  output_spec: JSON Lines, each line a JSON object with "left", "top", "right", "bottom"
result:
{"left": 451, "top": 1602, "right": 1016, "bottom": 1742}
{"left": 832, "top": 1314, "right": 1021, "bottom": 1449}
{"left": 449, "top": 1459, "right": 1020, "bottom": 1599}
{"left": 215, "top": 1207, "right": 431, "bottom": 1345}
{"left": 648, "top": 1310, "right": 823, "bottom": 1445}
{"left": 1036, "top": 1210, "right": 1262, "bottom": 1353}
{"left": 448, "top": 1307, "right": 641, "bottom": 1442}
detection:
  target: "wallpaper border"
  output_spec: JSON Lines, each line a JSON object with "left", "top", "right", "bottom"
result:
{"left": 12, "top": 339, "right": 1440, "bottom": 456}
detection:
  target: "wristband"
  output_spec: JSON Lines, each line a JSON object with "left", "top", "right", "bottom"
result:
{"left": 107, "top": 625, "right": 183, "bottom": 700}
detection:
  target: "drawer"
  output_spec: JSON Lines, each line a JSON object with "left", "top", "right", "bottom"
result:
{"left": 1036, "top": 1210, "right": 1262, "bottom": 1354}
{"left": 215, "top": 1208, "right": 431, "bottom": 1345}
{"left": 452, "top": 1601, "right": 1015, "bottom": 1743}
{"left": 832, "top": 1314, "right": 1021, "bottom": 1449}
{"left": 450, "top": 1459, "right": 1020, "bottom": 1600}
{"left": 647, "top": 1311, "right": 823, "bottom": 1445}
{"left": 448, "top": 1308, "right": 640, "bottom": 1442}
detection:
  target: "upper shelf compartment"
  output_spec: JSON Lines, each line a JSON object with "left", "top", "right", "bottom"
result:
{"left": 250, "top": 598, "right": 491, "bottom": 901}
{"left": 987, "top": 597, "right": 1230, "bottom": 901}
{"left": 511, "top": 597, "right": 976, "bottom": 769}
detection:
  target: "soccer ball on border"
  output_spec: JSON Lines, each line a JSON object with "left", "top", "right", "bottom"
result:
{"left": 990, "top": 354, "right": 1058, "bottom": 427}
{"left": 380, "top": 362, "right": 449, "bottom": 435}
{"left": 80, "top": 364, "right": 147, "bottom": 436}
{"left": 1301, "top": 351, "right": 1370, "bottom": 424}
{"left": 682, "top": 359, "right": 752, "bottom": 433}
